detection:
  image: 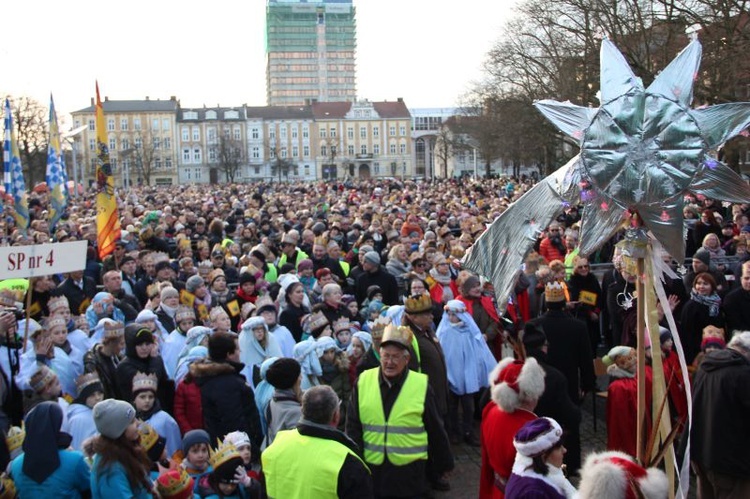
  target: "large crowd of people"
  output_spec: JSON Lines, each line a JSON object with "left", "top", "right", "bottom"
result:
{"left": 0, "top": 176, "right": 747, "bottom": 498}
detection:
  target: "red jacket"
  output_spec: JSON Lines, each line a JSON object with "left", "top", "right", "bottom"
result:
{"left": 174, "top": 377, "right": 204, "bottom": 435}
{"left": 480, "top": 403, "right": 536, "bottom": 499}
{"left": 606, "top": 367, "right": 652, "bottom": 457}
{"left": 539, "top": 237, "right": 565, "bottom": 263}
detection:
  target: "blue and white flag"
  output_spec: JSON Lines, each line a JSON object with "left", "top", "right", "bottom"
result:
{"left": 3, "top": 98, "right": 29, "bottom": 233}
{"left": 46, "top": 95, "right": 68, "bottom": 232}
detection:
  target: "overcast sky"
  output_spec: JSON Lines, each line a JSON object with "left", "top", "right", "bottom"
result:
{"left": 1, "top": 0, "right": 518, "bottom": 117}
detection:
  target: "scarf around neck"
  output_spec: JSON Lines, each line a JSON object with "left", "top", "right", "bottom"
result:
{"left": 690, "top": 290, "right": 721, "bottom": 317}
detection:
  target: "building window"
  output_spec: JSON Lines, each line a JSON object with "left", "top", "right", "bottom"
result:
{"left": 361, "top": 145, "right": 367, "bottom": 154}
{"left": 389, "top": 126, "right": 396, "bottom": 136}
{"left": 88, "top": 119, "right": 95, "bottom": 131}
{"left": 152, "top": 118, "right": 159, "bottom": 130}
{"left": 280, "top": 126, "right": 287, "bottom": 140}
{"left": 400, "top": 125, "right": 406, "bottom": 136}
{"left": 186, "top": 170, "right": 191, "bottom": 180}
{"left": 292, "top": 127, "right": 298, "bottom": 139}
{"left": 122, "top": 138, "right": 129, "bottom": 150}
{"left": 281, "top": 148, "right": 287, "bottom": 158}
{"left": 304, "top": 165, "right": 310, "bottom": 175}
{"left": 110, "top": 158, "right": 117, "bottom": 171}
{"left": 319, "top": 128, "right": 326, "bottom": 139}
{"left": 347, "top": 127, "right": 354, "bottom": 139}
{"left": 374, "top": 162, "right": 380, "bottom": 174}
{"left": 373, "top": 126, "right": 379, "bottom": 138}
{"left": 135, "top": 137, "right": 142, "bottom": 149}
{"left": 109, "top": 138, "right": 116, "bottom": 151}
{"left": 269, "top": 149, "right": 276, "bottom": 159}
{"left": 348, "top": 145, "right": 354, "bottom": 155}
{"left": 233, "top": 127, "right": 241, "bottom": 141}
{"left": 252, "top": 128, "right": 259, "bottom": 139}
{"left": 195, "top": 168, "right": 202, "bottom": 180}
{"left": 269, "top": 128, "right": 276, "bottom": 139}
{"left": 360, "top": 126, "right": 366, "bottom": 139}
{"left": 252, "top": 147, "right": 260, "bottom": 159}
{"left": 164, "top": 137, "right": 171, "bottom": 149}
{"left": 303, "top": 145, "right": 309, "bottom": 157}
{"left": 208, "top": 148, "right": 216, "bottom": 162}
{"left": 89, "top": 138, "right": 96, "bottom": 151}
{"left": 207, "top": 128, "right": 216, "bottom": 142}
{"left": 390, "top": 143, "right": 396, "bottom": 154}
{"left": 134, "top": 118, "right": 141, "bottom": 130}
{"left": 165, "top": 157, "right": 172, "bottom": 168}
{"left": 330, "top": 127, "right": 336, "bottom": 137}
{"left": 193, "top": 148, "right": 202, "bottom": 163}
{"left": 292, "top": 146, "right": 298, "bottom": 157}
{"left": 321, "top": 146, "right": 327, "bottom": 157}
{"left": 182, "top": 148, "right": 191, "bottom": 162}
{"left": 302, "top": 127, "right": 309, "bottom": 139}
{"left": 107, "top": 118, "right": 115, "bottom": 131}
{"left": 181, "top": 127, "right": 189, "bottom": 141}
{"left": 120, "top": 118, "right": 128, "bottom": 130}
{"left": 162, "top": 119, "right": 170, "bottom": 130}
{"left": 192, "top": 127, "right": 200, "bottom": 141}
{"left": 400, "top": 143, "right": 406, "bottom": 154}
{"left": 373, "top": 144, "right": 380, "bottom": 154}
{"left": 155, "top": 158, "right": 162, "bottom": 169}
{"left": 153, "top": 137, "right": 161, "bottom": 149}
{"left": 254, "top": 166, "right": 260, "bottom": 175}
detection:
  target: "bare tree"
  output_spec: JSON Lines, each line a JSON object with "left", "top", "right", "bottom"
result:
{"left": 264, "top": 140, "right": 295, "bottom": 182}
{"left": 4, "top": 96, "right": 48, "bottom": 186}
{"left": 433, "top": 127, "right": 455, "bottom": 178}
{"left": 214, "top": 128, "right": 246, "bottom": 182}
{"left": 322, "top": 135, "right": 341, "bottom": 180}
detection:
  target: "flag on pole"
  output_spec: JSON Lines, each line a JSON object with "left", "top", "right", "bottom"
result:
{"left": 3, "top": 98, "right": 30, "bottom": 234}
{"left": 46, "top": 95, "right": 68, "bottom": 233}
{"left": 95, "top": 82, "right": 120, "bottom": 259}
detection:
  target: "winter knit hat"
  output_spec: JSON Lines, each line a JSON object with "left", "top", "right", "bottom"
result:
{"left": 160, "top": 286, "right": 179, "bottom": 302}
{"left": 692, "top": 248, "right": 711, "bottom": 267}
{"left": 186, "top": 275, "right": 204, "bottom": 293}
{"left": 181, "top": 429, "right": 210, "bottom": 455}
{"left": 93, "top": 399, "right": 136, "bottom": 439}
{"left": 578, "top": 450, "right": 669, "bottom": 499}
{"left": 266, "top": 357, "right": 301, "bottom": 390}
{"left": 513, "top": 417, "right": 564, "bottom": 457}
{"left": 489, "top": 357, "right": 546, "bottom": 413}
{"left": 135, "top": 309, "right": 158, "bottom": 324}
{"left": 297, "top": 259, "right": 314, "bottom": 272}
{"left": 224, "top": 431, "right": 251, "bottom": 449}
{"left": 364, "top": 251, "right": 381, "bottom": 266}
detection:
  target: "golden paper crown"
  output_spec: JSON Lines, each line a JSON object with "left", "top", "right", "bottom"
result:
{"left": 138, "top": 421, "right": 160, "bottom": 451}
{"left": 45, "top": 316, "right": 67, "bottom": 331}
{"left": 544, "top": 281, "right": 566, "bottom": 303}
{"left": 209, "top": 439, "right": 241, "bottom": 470}
{"left": 197, "top": 261, "right": 214, "bottom": 276}
{"left": 306, "top": 311, "right": 329, "bottom": 332}
{"left": 254, "top": 295, "right": 275, "bottom": 313}
{"left": 209, "top": 306, "right": 228, "bottom": 322}
{"left": 332, "top": 317, "right": 351, "bottom": 334}
{"left": 151, "top": 252, "right": 170, "bottom": 265}
{"left": 132, "top": 371, "right": 158, "bottom": 393}
{"left": 156, "top": 468, "right": 193, "bottom": 499}
{"left": 370, "top": 316, "right": 391, "bottom": 338}
{"left": 104, "top": 320, "right": 125, "bottom": 339}
{"left": 47, "top": 295, "right": 70, "bottom": 314}
{"left": 381, "top": 324, "right": 414, "bottom": 349}
{"left": 208, "top": 268, "right": 225, "bottom": 284}
{"left": 175, "top": 306, "right": 195, "bottom": 323}
{"left": 405, "top": 292, "right": 433, "bottom": 314}
{"left": 30, "top": 365, "right": 57, "bottom": 393}
{"left": 5, "top": 425, "right": 25, "bottom": 452}
{"left": 313, "top": 236, "right": 328, "bottom": 247}
{"left": 75, "top": 372, "right": 102, "bottom": 397}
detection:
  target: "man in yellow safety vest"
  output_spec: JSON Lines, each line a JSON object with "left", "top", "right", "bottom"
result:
{"left": 262, "top": 385, "right": 373, "bottom": 498}
{"left": 346, "top": 323, "right": 454, "bottom": 498}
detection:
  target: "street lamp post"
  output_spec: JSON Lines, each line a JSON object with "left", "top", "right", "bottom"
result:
{"left": 62, "top": 125, "right": 87, "bottom": 199}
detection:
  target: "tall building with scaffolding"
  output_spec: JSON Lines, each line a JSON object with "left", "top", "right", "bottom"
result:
{"left": 266, "top": 0, "right": 356, "bottom": 106}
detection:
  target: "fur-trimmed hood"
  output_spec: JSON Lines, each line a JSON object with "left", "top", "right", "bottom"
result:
{"left": 189, "top": 358, "right": 241, "bottom": 379}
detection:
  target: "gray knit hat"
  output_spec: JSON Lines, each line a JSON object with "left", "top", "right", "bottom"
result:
{"left": 93, "top": 399, "right": 135, "bottom": 439}
{"left": 364, "top": 251, "right": 381, "bottom": 266}
{"left": 186, "top": 275, "right": 204, "bottom": 293}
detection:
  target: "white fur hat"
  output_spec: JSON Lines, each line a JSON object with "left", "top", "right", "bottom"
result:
{"left": 489, "top": 357, "right": 545, "bottom": 413}
{"left": 578, "top": 450, "right": 669, "bottom": 499}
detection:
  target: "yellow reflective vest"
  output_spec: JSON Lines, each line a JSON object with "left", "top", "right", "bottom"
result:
{"left": 262, "top": 428, "right": 365, "bottom": 499}
{"left": 357, "top": 368, "right": 429, "bottom": 466}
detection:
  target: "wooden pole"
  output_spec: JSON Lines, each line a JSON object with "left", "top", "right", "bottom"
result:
{"left": 636, "top": 257, "right": 646, "bottom": 464}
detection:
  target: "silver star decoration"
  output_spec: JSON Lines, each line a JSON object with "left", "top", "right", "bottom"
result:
{"left": 462, "top": 38, "right": 750, "bottom": 312}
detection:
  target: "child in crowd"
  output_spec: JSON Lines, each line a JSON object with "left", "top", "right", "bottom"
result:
{"left": 332, "top": 318, "right": 352, "bottom": 350}
{"left": 224, "top": 431, "right": 262, "bottom": 482}
{"left": 176, "top": 429, "right": 213, "bottom": 489}
{"left": 197, "top": 440, "right": 260, "bottom": 499}
{"left": 132, "top": 372, "right": 181, "bottom": 459}
{"left": 162, "top": 306, "right": 196, "bottom": 379}
{"left": 138, "top": 421, "right": 168, "bottom": 480}
{"left": 67, "top": 372, "right": 104, "bottom": 450}
{"left": 316, "top": 336, "right": 350, "bottom": 429}
{"left": 346, "top": 331, "right": 372, "bottom": 386}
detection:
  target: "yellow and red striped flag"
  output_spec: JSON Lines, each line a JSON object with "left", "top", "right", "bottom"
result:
{"left": 95, "top": 82, "right": 120, "bottom": 259}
